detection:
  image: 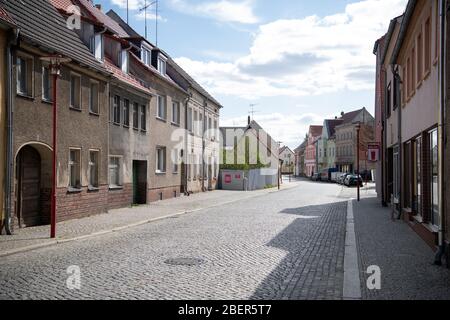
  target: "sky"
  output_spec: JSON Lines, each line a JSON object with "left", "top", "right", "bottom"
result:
{"left": 99, "top": 0, "right": 408, "bottom": 149}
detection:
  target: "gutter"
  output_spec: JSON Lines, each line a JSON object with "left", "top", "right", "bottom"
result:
{"left": 435, "top": 0, "right": 447, "bottom": 266}
{"left": 4, "top": 27, "right": 19, "bottom": 235}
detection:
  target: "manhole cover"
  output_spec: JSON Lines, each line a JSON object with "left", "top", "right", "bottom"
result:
{"left": 164, "top": 258, "right": 205, "bottom": 266}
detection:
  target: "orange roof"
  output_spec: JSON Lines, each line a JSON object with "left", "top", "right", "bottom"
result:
{"left": 309, "top": 125, "right": 323, "bottom": 137}
{"left": 104, "top": 58, "right": 153, "bottom": 96}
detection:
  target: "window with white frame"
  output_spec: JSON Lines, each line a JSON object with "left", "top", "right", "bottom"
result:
{"left": 17, "top": 54, "right": 33, "bottom": 97}
{"left": 123, "top": 99, "right": 130, "bottom": 127}
{"left": 140, "top": 105, "right": 147, "bottom": 131}
{"left": 109, "top": 156, "right": 122, "bottom": 187}
{"left": 157, "top": 95, "right": 166, "bottom": 120}
{"left": 208, "top": 117, "right": 212, "bottom": 139}
{"left": 91, "top": 33, "right": 103, "bottom": 61}
{"left": 133, "top": 102, "right": 139, "bottom": 129}
{"left": 69, "top": 149, "right": 81, "bottom": 189}
{"left": 70, "top": 73, "right": 81, "bottom": 110}
{"left": 157, "top": 56, "right": 166, "bottom": 75}
{"left": 141, "top": 46, "right": 151, "bottom": 66}
{"left": 156, "top": 147, "right": 166, "bottom": 173}
{"left": 120, "top": 50, "right": 129, "bottom": 73}
{"left": 187, "top": 107, "right": 193, "bottom": 132}
{"left": 112, "top": 95, "right": 121, "bottom": 124}
{"left": 194, "top": 110, "right": 198, "bottom": 135}
{"left": 88, "top": 150, "right": 99, "bottom": 188}
{"left": 42, "top": 64, "right": 53, "bottom": 102}
{"left": 172, "top": 101, "right": 180, "bottom": 125}
{"left": 89, "top": 81, "right": 99, "bottom": 114}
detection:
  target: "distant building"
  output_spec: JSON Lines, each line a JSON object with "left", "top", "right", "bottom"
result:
{"left": 293, "top": 141, "right": 307, "bottom": 177}
{"left": 317, "top": 119, "right": 343, "bottom": 174}
{"left": 304, "top": 126, "right": 323, "bottom": 177}
{"left": 279, "top": 146, "right": 295, "bottom": 174}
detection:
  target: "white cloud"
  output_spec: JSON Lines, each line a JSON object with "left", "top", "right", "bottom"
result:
{"left": 221, "top": 112, "right": 326, "bottom": 148}
{"left": 175, "top": 0, "right": 408, "bottom": 100}
{"left": 168, "top": 0, "right": 259, "bottom": 24}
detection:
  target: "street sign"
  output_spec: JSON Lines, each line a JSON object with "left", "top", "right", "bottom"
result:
{"left": 368, "top": 144, "right": 380, "bottom": 162}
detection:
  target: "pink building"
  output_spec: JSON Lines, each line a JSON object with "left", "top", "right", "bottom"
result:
{"left": 304, "top": 126, "right": 323, "bottom": 177}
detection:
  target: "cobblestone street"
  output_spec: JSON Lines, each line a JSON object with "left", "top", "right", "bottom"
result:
{"left": 1, "top": 180, "right": 450, "bottom": 300}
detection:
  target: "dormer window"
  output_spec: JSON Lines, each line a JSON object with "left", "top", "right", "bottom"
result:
{"left": 141, "top": 46, "right": 152, "bottom": 66}
{"left": 120, "top": 49, "right": 129, "bottom": 73}
{"left": 91, "top": 33, "right": 104, "bottom": 61}
{"left": 157, "top": 55, "right": 167, "bottom": 75}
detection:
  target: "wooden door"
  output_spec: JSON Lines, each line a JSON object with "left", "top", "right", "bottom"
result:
{"left": 18, "top": 146, "right": 41, "bottom": 227}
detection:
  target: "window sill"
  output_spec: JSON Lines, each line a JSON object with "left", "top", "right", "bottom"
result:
{"left": 156, "top": 117, "right": 167, "bottom": 123}
{"left": 171, "top": 122, "right": 181, "bottom": 127}
{"left": 42, "top": 99, "right": 53, "bottom": 105}
{"left": 112, "top": 122, "right": 121, "bottom": 127}
{"left": 88, "top": 186, "right": 100, "bottom": 192}
{"left": 155, "top": 171, "right": 166, "bottom": 175}
{"left": 67, "top": 187, "right": 82, "bottom": 194}
{"left": 69, "top": 106, "right": 82, "bottom": 112}
{"left": 89, "top": 111, "right": 100, "bottom": 117}
{"left": 17, "top": 93, "right": 34, "bottom": 100}
{"left": 140, "top": 130, "right": 147, "bottom": 134}
{"left": 123, "top": 124, "right": 130, "bottom": 129}
{"left": 109, "top": 186, "right": 123, "bottom": 191}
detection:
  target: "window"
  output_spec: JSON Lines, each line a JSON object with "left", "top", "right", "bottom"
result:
{"left": 157, "top": 95, "right": 166, "bottom": 120}
{"left": 17, "top": 55, "right": 33, "bottom": 96}
{"left": 141, "top": 47, "right": 151, "bottom": 66}
{"left": 157, "top": 56, "right": 166, "bottom": 75}
{"left": 386, "top": 83, "right": 391, "bottom": 118}
{"left": 89, "top": 81, "right": 99, "bottom": 114}
{"left": 402, "top": 67, "right": 407, "bottom": 104}
{"left": 411, "top": 46, "right": 415, "bottom": 90}
{"left": 133, "top": 102, "right": 139, "bottom": 129}
{"left": 109, "top": 156, "right": 122, "bottom": 187}
{"left": 187, "top": 107, "right": 193, "bottom": 132}
{"left": 435, "top": 4, "right": 439, "bottom": 63}
{"left": 88, "top": 150, "right": 99, "bottom": 188}
{"left": 156, "top": 147, "right": 166, "bottom": 173}
{"left": 430, "top": 129, "right": 439, "bottom": 226}
{"left": 414, "top": 137, "right": 422, "bottom": 216}
{"left": 70, "top": 73, "right": 81, "bottom": 109}
{"left": 140, "top": 105, "right": 147, "bottom": 131}
{"left": 213, "top": 120, "right": 218, "bottom": 140}
{"left": 123, "top": 99, "right": 130, "bottom": 127}
{"left": 394, "top": 72, "right": 400, "bottom": 109}
{"left": 199, "top": 113, "right": 204, "bottom": 136}
{"left": 69, "top": 149, "right": 81, "bottom": 189}
{"left": 112, "top": 95, "right": 121, "bottom": 124}
{"left": 120, "top": 50, "right": 128, "bottom": 73}
{"left": 425, "top": 17, "right": 431, "bottom": 73}
{"left": 417, "top": 32, "right": 423, "bottom": 83}
{"left": 91, "top": 33, "right": 103, "bottom": 61}
{"left": 172, "top": 149, "right": 179, "bottom": 173}
{"left": 407, "top": 56, "right": 412, "bottom": 98}
{"left": 42, "top": 65, "right": 53, "bottom": 102}
{"left": 172, "top": 101, "right": 180, "bottom": 125}
{"left": 194, "top": 110, "right": 198, "bottom": 135}
{"left": 208, "top": 117, "right": 212, "bottom": 139}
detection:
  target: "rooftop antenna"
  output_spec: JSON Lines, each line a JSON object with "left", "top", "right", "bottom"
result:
{"left": 126, "top": 0, "right": 129, "bottom": 23}
{"left": 156, "top": 0, "right": 159, "bottom": 46}
{"left": 249, "top": 103, "right": 259, "bottom": 121}
{"left": 139, "top": 0, "right": 157, "bottom": 40}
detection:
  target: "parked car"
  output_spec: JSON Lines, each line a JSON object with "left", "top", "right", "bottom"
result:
{"left": 344, "top": 174, "right": 363, "bottom": 187}
{"left": 337, "top": 173, "right": 350, "bottom": 185}
{"left": 311, "top": 173, "right": 321, "bottom": 181}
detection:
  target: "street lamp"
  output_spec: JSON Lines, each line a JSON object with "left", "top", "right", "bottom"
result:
{"left": 355, "top": 122, "right": 361, "bottom": 202}
{"left": 40, "top": 55, "right": 71, "bottom": 239}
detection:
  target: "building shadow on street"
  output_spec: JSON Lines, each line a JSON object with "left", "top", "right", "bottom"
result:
{"left": 250, "top": 201, "right": 348, "bottom": 300}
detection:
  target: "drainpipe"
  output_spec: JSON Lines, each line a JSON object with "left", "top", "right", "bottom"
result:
{"left": 4, "top": 28, "right": 19, "bottom": 235}
{"left": 184, "top": 95, "right": 191, "bottom": 195}
{"left": 435, "top": 0, "right": 447, "bottom": 266}
{"left": 392, "top": 64, "right": 402, "bottom": 220}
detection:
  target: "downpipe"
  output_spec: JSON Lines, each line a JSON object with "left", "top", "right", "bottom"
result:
{"left": 434, "top": 0, "right": 447, "bottom": 266}
{"left": 4, "top": 28, "right": 19, "bottom": 235}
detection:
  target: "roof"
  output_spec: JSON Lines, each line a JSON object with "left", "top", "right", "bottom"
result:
{"left": 391, "top": 0, "right": 416, "bottom": 65}
{"left": 104, "top": 57, "right": 152, "bottom": 96}
{"left": 294, "top": 140, "right": 307, "bottom": 153}
{"left": 374, "top": 15, "right": 403, "bottom": 65}
{"left": 50, "top": 0, "right": 129, "bottom": 37}
{"left": 339, "top": 108, "right": 364, "bottom": 124}
{"left": 309, "top": 125, "right": 323, "bottom": 137}
{"left": 0, "top": 5, "right": 15, "bottom": 26}
{"left": 1, "top": 0, "right": 108, "bottom": 75}
{"left": 106, "top": 9, "right": 223, "bottom": 108}
{"left": 279, "top": 146, "right": 294, "bottom": 155}
{"left": 324, "top": 119, "right": 344, "bottom": 137}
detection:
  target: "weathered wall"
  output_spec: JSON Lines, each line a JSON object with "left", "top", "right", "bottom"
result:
{"left": 0, "top": 29, "right": 6, "bottom": 225}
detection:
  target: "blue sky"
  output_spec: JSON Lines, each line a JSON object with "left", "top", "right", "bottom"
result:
{"left": 99, "top": 0, "right": 408, "bottom": 148}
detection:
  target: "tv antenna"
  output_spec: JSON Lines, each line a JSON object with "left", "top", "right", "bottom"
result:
{"left": 139, "top": 0, "right": 158, "bottom": 43}
{"left": 249, "top": 103, "right": 259, "bottom": 120}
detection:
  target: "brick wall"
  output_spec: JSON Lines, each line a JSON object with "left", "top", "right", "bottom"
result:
{"left": 148, "top": 185, "right": 181, "bottom": 202}
{"left": 56, "top": 185, "right": 109, "bottom": 222}
{"left": 107, "top": 184, "right": 133, "bottom": 210}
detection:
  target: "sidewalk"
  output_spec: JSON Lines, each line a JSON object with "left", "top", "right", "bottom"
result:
{"left": 0, "top": 180, "right": 301, "bottom": 257}
{"left": 353, "top": 194, "right": 450, "bottom": 300}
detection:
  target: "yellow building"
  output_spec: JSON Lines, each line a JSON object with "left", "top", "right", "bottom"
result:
{"left": 0, "top": 6, "right": 15, "bottom": 230}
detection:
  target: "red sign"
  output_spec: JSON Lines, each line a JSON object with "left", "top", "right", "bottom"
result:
{"left": 225, "top": 174, "right": 232, "bottom": 184}
{"left": 368, "top": 144, "right": 380, "bottom": 162}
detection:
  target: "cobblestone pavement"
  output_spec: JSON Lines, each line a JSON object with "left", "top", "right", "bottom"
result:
{"left": 354, "top": 196, "right": 450, "bottom": 300}
{"left": 0, "top": 180, "right": 348, "bottom": 300}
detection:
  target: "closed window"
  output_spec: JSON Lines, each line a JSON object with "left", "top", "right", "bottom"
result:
{"left": 417, "top": 32, "right": 423, "bottom": 82}
{"left": 425, "top": 17, "right": 431, "bottom": 73}
{"left": 42, "top": 65, "right": 53, "bottom": 102}
{"left": 157, "top": 57, "right": 166, "bottom": 75}
{"left": 187, "top": 107, "right": 193, "bottom": 132}
{"left": 142, "top": 47, "right": 151, "bottom": 66}
{"left": 89, "top": 150, "right": 99, "bottom": 188}
{"left": 17, "top": 55, "right": 33, "bottom": 96}
{"left": 109, "top": 156, "right": 122, "bottom": 187}
{"left": 172, "top": 101, "right": 180, "bottom": 125}
{"left": 133, "top": 102, "right": 139, "bottom": 129}
{"left": 157, "top": 96, "right": 166, "bottom": 120}
{"left": 156, "top": 147, "right": 166, "bottom": 173}
{"left": 70, "top": 74, "right": 81, "bottom": 109}
{"left": 89, "top": 81, "right": 99, "bottom": 114}
{"left": 140, "top": 105, "right": 147, "bottom": 131}
{"left": 69, "top": 149, "right": 81, "bottom": 189}
{"left": 123, "top": 99, "right": 130, "bottom": 127}
{"left": 113, "top": 95, "right": 121, "bottom": 124}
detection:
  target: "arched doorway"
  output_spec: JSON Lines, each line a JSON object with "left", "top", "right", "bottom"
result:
{"left": 15, "top": 144, "right": 52, "bottom": 228}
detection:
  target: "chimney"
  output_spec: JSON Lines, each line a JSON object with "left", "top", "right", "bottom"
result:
{"left": 95, "top": 4, "right": 102, "bottom": 11}
{"left": 341, "top": 111, "right": 345, "bottom": 117}
{"left": 248, "top": 116, "right": 251, "bottom": 125}
{"left": 335, "top": 116, "right": 338, "bottom": 120}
